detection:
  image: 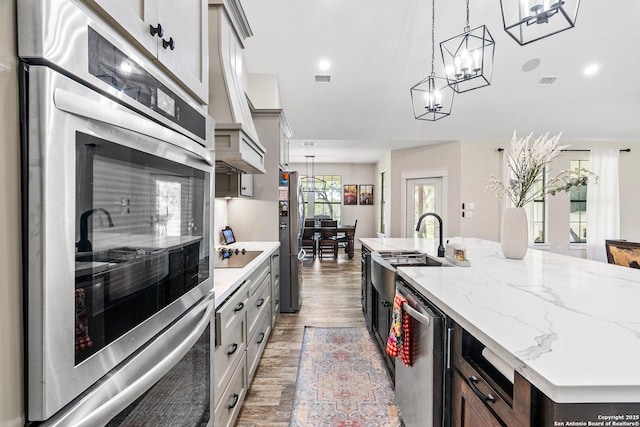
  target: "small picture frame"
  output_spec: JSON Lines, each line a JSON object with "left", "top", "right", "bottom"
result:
{"left": 343, "top": 185, "right": 358, "bottom": 205}
{"left": 359, "top": 185, "right": 373, "bottom": 205}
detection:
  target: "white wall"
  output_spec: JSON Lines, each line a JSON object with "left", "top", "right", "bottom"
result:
{"left": 387, "top": 142, "right": 463, "bottom": 238}
{"left": 1, "top": 1, "right": 24, "bottom": 424}
{"left": 458, "top": 139, "right": 640, "bottom": 257}
{"left": 288, "top": 162, "right": 377, "bottom": 248}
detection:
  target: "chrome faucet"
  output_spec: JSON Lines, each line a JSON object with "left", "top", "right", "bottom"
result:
{"left": 77, "top": 208, "right": 114, "bottom": 253}
{"left": 415, "top": 212, "right": 445, "bottom": 257}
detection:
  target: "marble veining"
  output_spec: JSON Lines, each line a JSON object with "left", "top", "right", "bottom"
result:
{"left": 360, "top": 237, "right": 640, "bottom": 403}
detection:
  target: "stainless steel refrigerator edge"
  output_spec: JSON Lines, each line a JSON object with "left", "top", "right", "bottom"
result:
{"left": 278, "top": 171, "right": 302, "bottom": 312}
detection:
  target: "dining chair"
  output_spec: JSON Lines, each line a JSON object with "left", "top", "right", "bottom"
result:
{"left": 605, "top": 240, "right": 640, "bottom": 269}
{"left": 301, "top": 222, "right": 317, "bottom": 259}
{"left": 337, "top": 219, "right": 357, "bottom": 254}
{"left": 318, "top": 219, "right": 338, "bottom": 259}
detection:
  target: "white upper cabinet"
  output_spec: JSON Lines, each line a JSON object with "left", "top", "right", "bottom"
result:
{"left": 87, "top": 0, "right": 208, "bottom": 103}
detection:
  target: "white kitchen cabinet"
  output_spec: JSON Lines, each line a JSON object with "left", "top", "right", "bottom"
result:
{"left": 215, "top": 172, "right": 253, "bottom": 198}
{"left": 270, "top": 251, "right": 280, "bottom": 327}
{"left": 84, "top": 0, "right": 208, "bottom": 103}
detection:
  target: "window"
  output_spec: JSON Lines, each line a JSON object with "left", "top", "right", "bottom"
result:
{"left": 569, "top": 160, "right": 589, "bottom": 243}
{"left": 380, "top": 172, "right": 386, "bottom": 234}
{"left": 301, "top": 175, "right": 342, "bottom": 223}
{"left": 532, "top": 170, "right": 546, "bottom": 243}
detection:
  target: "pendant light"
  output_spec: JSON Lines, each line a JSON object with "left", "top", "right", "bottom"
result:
{"left": 500, "top": 0, "right": 580, "bottom": 46}
{"left": 440, "top": 0, "right": 495, "bottom": 93}
{"left": 410, "top": 0, "right": 454, "bottom": 121}
{"left": 301, "top": 155, "right": 326, "bottom": 192}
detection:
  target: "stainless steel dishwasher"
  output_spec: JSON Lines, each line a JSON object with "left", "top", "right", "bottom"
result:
{"left": 395, "top": 278, "right": 451, "bottom": 427}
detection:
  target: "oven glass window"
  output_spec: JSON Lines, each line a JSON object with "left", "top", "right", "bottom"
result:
{"left": 75, "top": 132, "right": 210, "bottom": 365}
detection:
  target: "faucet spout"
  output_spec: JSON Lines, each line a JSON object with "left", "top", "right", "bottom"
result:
{"left": 415, "top": 212, "right": 445, "bottom": 257}
{"left": 77, "top": 208, "right": 114, "bottom": 253}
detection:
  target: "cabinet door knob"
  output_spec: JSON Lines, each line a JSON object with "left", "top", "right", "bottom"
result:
{"left": 149, "top": 23, "right": 164, "bottom": 37}
{"left": 257, "top": 298, "right": 265, "bottom": 307}
{"left": 233, "top": 302, "right": 244, "bottom": 312}
{"left": 468, "top": 376, "right": 496, "bottom": 403}
{"left": 162, "top": 37, "right": 176, "bottom": 50}
{"left": 257, "top": 332, "right": 266, "bottom": 344}
{"left": 227, "top": 393, "right": 240, "bottom": 410}
{"left": 226, "top": 342, "right": 238, "bottom": 356}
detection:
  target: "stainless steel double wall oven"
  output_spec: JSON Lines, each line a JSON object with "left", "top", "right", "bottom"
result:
{"left": 19, "top": 0, "right": 215, "bottom": 424}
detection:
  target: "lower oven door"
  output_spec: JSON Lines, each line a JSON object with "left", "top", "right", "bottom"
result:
{"left": 395, "top": 280, "right": 446, "bottom": 427}
{"left": 23, "top": 65, "right": 214, "bottom": 421}
{"left": 44, "top": 293, "right": 214, "bottom": 427}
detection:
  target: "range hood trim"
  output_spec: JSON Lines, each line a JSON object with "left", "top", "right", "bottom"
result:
{"left": 209, "top": 1, "right": 266, "bottom": 174}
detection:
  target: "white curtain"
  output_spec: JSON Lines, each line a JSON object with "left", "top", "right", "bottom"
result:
{"left": 586, "top": 149, "right": 620, "bottom": 262}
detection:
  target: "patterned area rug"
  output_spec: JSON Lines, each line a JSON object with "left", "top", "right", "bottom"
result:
{"left": 290, "top": 327, "right": 401, "bottom": 427}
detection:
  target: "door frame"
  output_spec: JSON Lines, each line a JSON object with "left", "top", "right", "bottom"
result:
{"left": 400, "top": 170, "right": 448, "bottom": 238}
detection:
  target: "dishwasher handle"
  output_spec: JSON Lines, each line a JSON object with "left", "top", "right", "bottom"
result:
{"left": 402, "top": 301, "right": 431, "bottom": 327}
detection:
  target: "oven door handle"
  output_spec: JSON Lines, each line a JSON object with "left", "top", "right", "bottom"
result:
{"left": 67, "top": 297, "right": 214, "bottom": 427}
{"left": 402, "top": 301, "right": 431, "bottom": 327}
{"left": 53, "top": 87, "right": 214, "bottom": 167}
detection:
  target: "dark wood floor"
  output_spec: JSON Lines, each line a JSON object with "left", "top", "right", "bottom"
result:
{"left": 235, "top": 249, "right": 365, "bottom": 426}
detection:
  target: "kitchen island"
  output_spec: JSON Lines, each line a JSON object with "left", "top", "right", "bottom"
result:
{"left": 360, "top": 237, "right": 640, "bottom": 425}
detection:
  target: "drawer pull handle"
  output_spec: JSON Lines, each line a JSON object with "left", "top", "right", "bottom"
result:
{"left": 233, "top": 302, "right": 244, "bottom": 312}
{"left": 257, "top": 298, "right": 265, "bottom": 307}
{"left": 257, "top": 332, "right": 265, "bottom": 344}
{"left": 226, "top": 343, "right": 238, "bottom": 356}
{"left": 468, "top": 376, "right": 496, "bottom": 403}
{"left": 227, "top": 393, "right": 239, "bottom": 410}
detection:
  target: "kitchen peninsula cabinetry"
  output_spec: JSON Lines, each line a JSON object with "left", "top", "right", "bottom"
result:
{"left": 451, "top": 323, "right": 532, "bottom": 427}
{"left": 84, "top": 0, "right": 208, "bottom": 103}
{"left": 213, "top": 243, "right": 279, "bottom": 427}
{"left": 361, "top": 237, "right": 640, "bottom": 427}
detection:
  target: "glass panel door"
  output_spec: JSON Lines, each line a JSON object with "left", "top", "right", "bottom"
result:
{"left": 406, "top": 178, "right": 442, "bottom": 238}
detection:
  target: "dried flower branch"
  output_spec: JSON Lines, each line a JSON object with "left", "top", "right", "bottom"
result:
{"left": 486, "top": 132, "right": 598, "bottom": 207}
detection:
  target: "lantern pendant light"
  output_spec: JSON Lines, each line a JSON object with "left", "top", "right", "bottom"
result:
{"left": 410, "top": 0, "right": 454, "bottom": 121}
{"left": 440, "top": 0, "right": 495, "bottom": 93}
{"left": 500, "top": 0, "right": 580, "bottom": 46}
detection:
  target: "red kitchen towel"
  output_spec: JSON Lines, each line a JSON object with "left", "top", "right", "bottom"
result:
{"left": 386, "top": 293, "right": 413, "bottom": 365}
{"left": 75, "top": 288, "right": 93, "bottom": 352}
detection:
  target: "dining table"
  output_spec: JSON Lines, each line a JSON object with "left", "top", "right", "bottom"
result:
{"left": 311, "top": 224, "right": 356, "bottom": 259}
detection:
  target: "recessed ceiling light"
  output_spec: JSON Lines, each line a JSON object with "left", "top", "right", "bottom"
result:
{"left": 318, "top": 59, "right": 330, "bottom": 71}
{"left": 584, "top": 63, "right": 600, "bottom": 77}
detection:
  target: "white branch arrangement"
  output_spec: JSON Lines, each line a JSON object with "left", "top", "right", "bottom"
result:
{"left": 486, "top": 132, "right": 598, "bottom": 208}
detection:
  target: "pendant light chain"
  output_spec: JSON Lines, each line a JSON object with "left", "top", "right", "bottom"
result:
{"left": 465, "top": 0, "right": 471, "bottom": 31}
{"left": 430, "top": 0, "right": 435, "bottom": 75}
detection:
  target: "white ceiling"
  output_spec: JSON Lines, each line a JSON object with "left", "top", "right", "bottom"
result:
{"left": 241, "top": 0, "right": 640, "bottom": 164}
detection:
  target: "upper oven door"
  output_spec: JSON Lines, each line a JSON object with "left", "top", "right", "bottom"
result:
{"left": 24, "top": 65, "right": 214, "bottom": 421}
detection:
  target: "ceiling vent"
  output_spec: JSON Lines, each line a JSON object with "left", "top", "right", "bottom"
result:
{"left": 537, "top": 76, "right": 558, "bottom": 86}
{"left": 315, "top": 74, "right": 331, "bottom": 84}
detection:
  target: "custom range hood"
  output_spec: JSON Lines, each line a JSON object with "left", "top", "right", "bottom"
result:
{"left": 208, "top": 0, "right": 266, "bottom": 174}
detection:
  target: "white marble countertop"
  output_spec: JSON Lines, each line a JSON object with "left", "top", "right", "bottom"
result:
{"left": 360, "top": 237, "right": 640, "bottom": 404}
{"left": 213, "top": 242, "right": 280, "bottom": 309}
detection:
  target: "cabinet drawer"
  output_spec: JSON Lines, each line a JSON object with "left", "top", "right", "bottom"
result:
{"left": 247, "top": 273, "right": 271, "bottom": 339}
{"left": 270, "top": 252, "right": 280, "bottom": 278}
{"left": 214, "top": 353, "right": 247, "bottom": 427}
{"left": 452, "top": 323, "right": 531, "bottom": 427}
{"left": 247, "top": 307, "right": 271, "bottom": 382}
{"left": 452, "top": 371, "right": 504, "bottom": 427}
{"left": 248, "top": 260, "right": 270, "bottom": 296}
{"left": 216, "top": 285, "right": 249, "bottom": 345}
{"left": 214, "top": 313, "right": 245, "bottom": 405}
